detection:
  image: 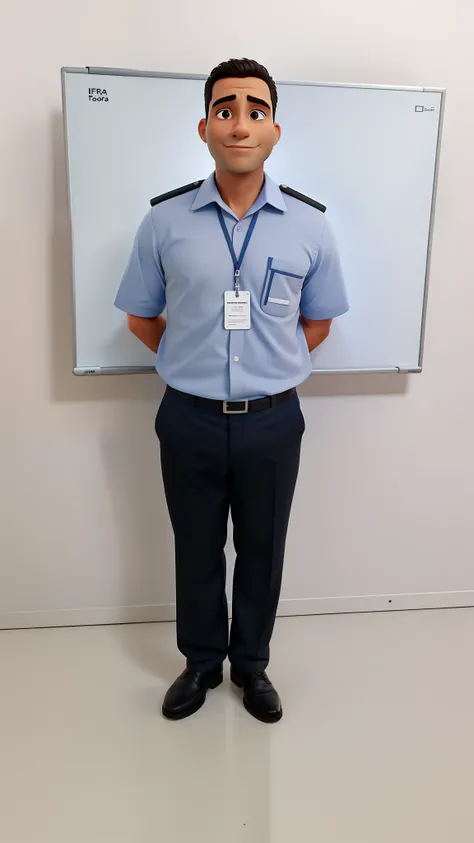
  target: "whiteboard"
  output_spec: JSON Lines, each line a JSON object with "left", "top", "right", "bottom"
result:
{"left": 61, "top": 68, "right": 444, "bottom": 376}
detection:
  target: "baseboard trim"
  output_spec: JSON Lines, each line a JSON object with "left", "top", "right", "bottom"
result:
{"left": 1, "top": 591, "right": 474, "bottom": 630}
{"left": 277, "top": 591, "right": 474, "bottom": 616}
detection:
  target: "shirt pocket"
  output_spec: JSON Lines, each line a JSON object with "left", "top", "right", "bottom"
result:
{"left": 261, "top": 257, "right": 305, "bottom": 317}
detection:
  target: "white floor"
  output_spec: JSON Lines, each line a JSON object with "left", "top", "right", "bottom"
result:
{"left": 1, "top": 610, "right": 474, "bottom": 843}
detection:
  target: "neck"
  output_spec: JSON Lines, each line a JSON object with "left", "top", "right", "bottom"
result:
{"left": 215, "top": 167, "right": 265, "bottom": 219}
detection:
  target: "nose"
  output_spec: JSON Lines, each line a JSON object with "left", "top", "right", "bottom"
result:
{"left": 231, "top": 115, "right": 250, "bottom": 140}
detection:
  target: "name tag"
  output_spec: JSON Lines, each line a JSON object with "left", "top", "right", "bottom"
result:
{"left": 224, "top": 290, "right": 251, "bottom": 330}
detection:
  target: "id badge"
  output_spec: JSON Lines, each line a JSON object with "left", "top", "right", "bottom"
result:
{"left": 224, "top": 290, "right": 251, "bottom": 330}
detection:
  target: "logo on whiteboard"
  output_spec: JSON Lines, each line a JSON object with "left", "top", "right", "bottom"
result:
{"left": 89, "top": 88, "right": 109, "bottom": 102}
{"left": 415, "top": 105, "right": 436, "bottom": 113}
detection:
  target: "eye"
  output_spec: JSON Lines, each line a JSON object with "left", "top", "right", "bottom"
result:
{"left": 249, "top": 109, "right": 266, "bottom": 121}
{"left": 216, "top": 108, "right": 232, "bottom": 120}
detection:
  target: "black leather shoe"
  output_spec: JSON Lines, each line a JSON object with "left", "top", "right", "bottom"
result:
{"left": 162, "top": 666, "right": 223, "bottom": 720}
{"left": 231, "top": 669, "right": 283, "bottom": 723}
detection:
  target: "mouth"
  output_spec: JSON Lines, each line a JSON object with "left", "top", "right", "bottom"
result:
{"left": 224, "top": 145, "right": 257, "bottom": 150}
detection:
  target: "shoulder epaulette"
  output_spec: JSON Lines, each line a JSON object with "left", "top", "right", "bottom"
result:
{"left": 150, "top": 180, "right": 204, "bottom": 207}
{"left": 279, "top": 184, "right": 326, "bottom": 213}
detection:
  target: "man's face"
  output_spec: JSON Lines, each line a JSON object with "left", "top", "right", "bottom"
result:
{"left": 198, "top": 77, "right": 281, "bottom": 175}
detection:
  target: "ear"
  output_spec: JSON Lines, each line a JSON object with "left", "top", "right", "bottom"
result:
{"left": 198, "top": 118, "right": 208, "bottom": 144}
{"left": 273, "top": 122, "right": 281, "bottom": 147}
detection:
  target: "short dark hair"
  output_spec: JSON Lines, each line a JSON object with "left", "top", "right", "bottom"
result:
{"left": 204, "top": 58, "right": 278, "bottom": 120}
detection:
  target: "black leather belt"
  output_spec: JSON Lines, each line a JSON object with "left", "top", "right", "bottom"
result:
{"left": 167, "top": 386, "right": 296, "bottom": 414}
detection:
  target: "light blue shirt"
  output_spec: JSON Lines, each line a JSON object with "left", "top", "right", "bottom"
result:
{"left": 114, "top": 172, "right": 349, "bottom": 400}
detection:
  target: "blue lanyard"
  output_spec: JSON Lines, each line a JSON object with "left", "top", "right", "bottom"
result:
{"left": 216, "top": 206, "right": 259, "bottom": 297}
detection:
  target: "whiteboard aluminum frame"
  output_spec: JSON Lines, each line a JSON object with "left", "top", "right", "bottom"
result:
{"left": 61, "top": 67, "right": 445, "bottom": 377}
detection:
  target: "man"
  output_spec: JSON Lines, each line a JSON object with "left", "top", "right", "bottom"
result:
{"left": 114, "top": 58, "right": 349, "bottom": 723}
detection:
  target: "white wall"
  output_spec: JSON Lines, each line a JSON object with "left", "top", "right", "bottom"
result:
{"left": 1, "top": 0, "right": 473, "bottom": 629}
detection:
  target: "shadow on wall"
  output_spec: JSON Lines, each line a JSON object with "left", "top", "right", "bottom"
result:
{"left": 48, "top": 111, "right": 177, "bottom": 672}
{"left": 299, "top": 370, "right": 407, "bottom": 398}
{"left": 48, "top": 110, "right": 161, "bottom": 405}
{"left": 100, "top": 419, "right": 179, "bottom": 682}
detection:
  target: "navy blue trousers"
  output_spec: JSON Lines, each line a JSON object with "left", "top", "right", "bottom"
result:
{"left": 155, "top": 387, "right": 305, "bottom": 674}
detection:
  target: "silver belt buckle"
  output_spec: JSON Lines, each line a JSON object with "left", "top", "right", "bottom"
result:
{"left": 223, "top": 400, "right": 249, "bottom": 414}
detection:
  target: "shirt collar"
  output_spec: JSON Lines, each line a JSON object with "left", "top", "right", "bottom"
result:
{"left": 190, "top": 172, "right": 287, "bottom": 216}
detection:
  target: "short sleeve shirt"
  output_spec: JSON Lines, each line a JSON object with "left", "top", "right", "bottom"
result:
{"left": 114, "top": 172, "right": 349, "bottom": 400}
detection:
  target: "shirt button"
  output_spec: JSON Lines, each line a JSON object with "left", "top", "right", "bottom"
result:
{"left": 233, "top": 356, "right": 240, "bottom": 362}
{"left": 236, "top": 226, "right": 242, "bottom": 232}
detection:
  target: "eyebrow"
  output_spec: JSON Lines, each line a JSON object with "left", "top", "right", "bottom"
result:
{"left": 211, "top": 94, "right": 272, "bottom": 111}
{"left": 247, "top": 95, "right": 271, "bottom": 110}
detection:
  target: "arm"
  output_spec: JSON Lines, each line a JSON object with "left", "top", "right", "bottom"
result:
{"left": 299, "top": 315, "right": 332, "bottom": 352}
{"left": 127, "top": 314, "right": 166, "bottom": 354}
{"left": 114, "top": 210, "right": 166, "bottom": 343}
{"left": 299, "top": 215, "right": 349, "bottom": 340}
